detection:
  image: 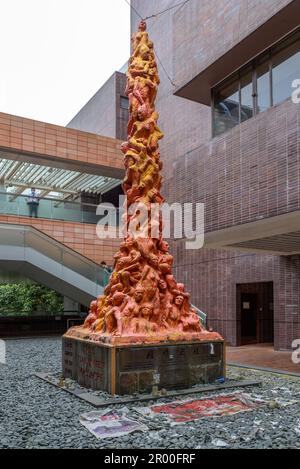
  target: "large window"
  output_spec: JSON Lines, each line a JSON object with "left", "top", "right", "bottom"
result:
{"left": 212, "top": 28, "right": 300, "bottom": 137}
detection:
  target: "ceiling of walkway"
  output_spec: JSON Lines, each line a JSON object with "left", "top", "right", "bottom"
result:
{"left": 0, "top": 158, "right": 121, "bottom": 198}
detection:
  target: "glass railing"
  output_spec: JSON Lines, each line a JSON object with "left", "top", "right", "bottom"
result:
{"left": 0, "top": 192, "right": 119, "bottom": 225}
{"left": 0, "top": 223, "right": 111, "bottom": 288}
{"left": 192, "top": 304, "right": 207, "bottom": 329}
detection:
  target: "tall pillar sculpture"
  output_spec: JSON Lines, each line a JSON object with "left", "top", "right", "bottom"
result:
{"left": 63, "top": 21, "right": 224, "bottom": 395}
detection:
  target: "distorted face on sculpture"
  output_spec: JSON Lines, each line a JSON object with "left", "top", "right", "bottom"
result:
{"left": 140, "top": 305, "right": 152, "bottom": 320}
{"left": 139, "top": 20, "right": 147, "bottom": 32}
{"left": 134, "top": 288, "right": 144, "bottom": 303}
{"left": 175, "top": 295, "right": 184, "bottom": 307}
{"left": 112, "top": 292, "right": 125, "bottom": 306}
{"left": 124, "top": 237, "right": 135, "bottom": 250}
{"left": 159, "top": 240, "right": 169, "bottom": 252}
{"left": 158, "top": 279, "right": 167, "bottom": 291}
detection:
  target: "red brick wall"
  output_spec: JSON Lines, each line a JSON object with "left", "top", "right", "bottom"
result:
{"left": 0, "top": 112, "right": 123, "bottom": 177}
{"left": 173, "top": 0, "right": 293, "bottom": 89}
{"left": 0, "top": 215, "right": 120, "bottom": 267}
{"left": 165, "top": 99, "right": 300, "bottom": 232}
{"left": 275, "top": 256, "right": 300, "bottom": 350}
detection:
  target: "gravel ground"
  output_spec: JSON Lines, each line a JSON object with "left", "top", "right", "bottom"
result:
{"left": 1, "top": 337, "right": 300, "bottom": 449}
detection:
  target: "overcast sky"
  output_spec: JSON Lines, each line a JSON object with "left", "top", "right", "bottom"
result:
{"left": 0, "top": 0, "right": 130, "bottom": 126}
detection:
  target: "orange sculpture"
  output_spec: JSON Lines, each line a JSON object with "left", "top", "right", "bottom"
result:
{"left": 66, "top": 21, "right": 222, "bottom": 346}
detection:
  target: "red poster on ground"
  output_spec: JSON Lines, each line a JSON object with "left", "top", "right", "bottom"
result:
{"left": 150, "top": 393, "right": 261, "bottom": 423}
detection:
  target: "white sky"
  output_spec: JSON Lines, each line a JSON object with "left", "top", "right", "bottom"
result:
{"left": 0, "top": 0, "right": 130, "bottom": 126}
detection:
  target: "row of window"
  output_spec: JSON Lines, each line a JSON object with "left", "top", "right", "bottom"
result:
{"left": 212, "top": 28, "right": 300, "bottom": 137}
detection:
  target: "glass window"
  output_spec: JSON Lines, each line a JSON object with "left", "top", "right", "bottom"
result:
{"left": 240, "top": 67, "right": 254, "bottom": 122}
{"left": 211, "top": 28, "right": 300, "bottom": 137}
{"left": 272, "top": 33, "right": 300, "bottom": 106}
{"left": 120, "top": 96, "right": 129, "bottom": 110}
{"left": 213, "top": 75, "right": 239, "bottom": 136}
{"left": 256, "top": 55, "right": 271, "bottom": 113}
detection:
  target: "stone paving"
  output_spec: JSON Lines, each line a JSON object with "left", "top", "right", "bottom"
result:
{"left": 227, "top": 343, "right": 300, "bottom": 375}
{"left": 1, "top": 337, "right": 300, "bottom": 449}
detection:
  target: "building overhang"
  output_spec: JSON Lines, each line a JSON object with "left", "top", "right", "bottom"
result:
{"left": 204, "top": 210, "right": 300, "bottom": 256}
{"left": 0, "top": 112, "right": 125, "bottom": 197}
{"left": 175, "top": 0, "right": 300, "bottom": 106}
{"left": 0, "top": 112, "right": 124, "bottom": 179}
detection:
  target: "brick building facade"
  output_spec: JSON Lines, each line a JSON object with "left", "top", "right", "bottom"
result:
{"left": 131, "top": 0, "right": 300, "bottom": 350}
{"left": 67, "top": 71, "right": 128, "bottom": 142}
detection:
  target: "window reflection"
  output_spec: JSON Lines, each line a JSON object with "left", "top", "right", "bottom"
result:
{"left": 272, "top": 39, "right": 300, "bottom": 106}
{"left": 240, "top": 67, "right": 253, "bottom": 122}
{"left": 212, "top": 28, "right": 300, "bottom": 137}
{"left": 257, "top": 57, "right": 271, "bottom": 113}
{"left": 213, "top": 76, "right": 239, "bottom": 136}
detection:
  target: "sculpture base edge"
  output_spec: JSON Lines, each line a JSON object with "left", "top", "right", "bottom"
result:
{"left": 62, "top": 334, "right": 225, "bottom": 395}
{"left": 63, "top": 325, "right": 223, "bottom": 346}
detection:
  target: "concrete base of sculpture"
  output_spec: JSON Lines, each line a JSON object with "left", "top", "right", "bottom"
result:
{"left": 62, "top": 334, "right": 225, "bottom": 395}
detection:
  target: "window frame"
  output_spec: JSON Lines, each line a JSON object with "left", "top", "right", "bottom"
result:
{"left": 211, "top": 27, "right": 300, "bottom": 138}
{"left": 239, "top": 62, "right": 255, "bottom": 123}
{"left": 120, "top": 96, "right": 129, "bottom": 110}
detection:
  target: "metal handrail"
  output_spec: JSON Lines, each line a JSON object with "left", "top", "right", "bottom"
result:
{"left": 192, "top": 304, "right": 207, "bottom": 329}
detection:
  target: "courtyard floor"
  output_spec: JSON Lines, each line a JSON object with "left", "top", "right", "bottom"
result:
{"left": 227, "top": 343, "right": 300, "bottom": 375}
{"left": 1, "top": 337, "right": 300, "bottom": 449}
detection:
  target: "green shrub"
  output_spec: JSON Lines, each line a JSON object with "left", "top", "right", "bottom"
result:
{"left": 0, "top": 284, "right": 64, "bottom": 316}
